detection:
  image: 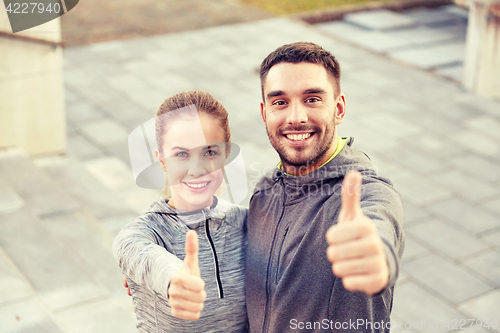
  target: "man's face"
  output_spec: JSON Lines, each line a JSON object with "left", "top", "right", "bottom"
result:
{"left": 261, "top": 62, "right": 346, "bottom": 175}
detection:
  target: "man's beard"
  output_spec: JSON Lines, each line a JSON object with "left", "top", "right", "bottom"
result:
{"left": 265, "top": 123, "right": 335, "bottom": 169}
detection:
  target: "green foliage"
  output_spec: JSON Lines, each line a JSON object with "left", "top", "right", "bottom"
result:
{"left": 238, "top": 0, "right": 384, "bottom": 15}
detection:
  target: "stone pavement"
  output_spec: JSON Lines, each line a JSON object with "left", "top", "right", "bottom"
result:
{"left": 1, "top": 8, "right": 500, "bottom": 333}
{"left": 60, "top": 0, "right": 272, "bottom": 47}
{"left": 316, "top": 5, "right": 469, "bottom": 81}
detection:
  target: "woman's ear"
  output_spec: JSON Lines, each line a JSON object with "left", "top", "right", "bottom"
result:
{"left": 155, "top": 149, "right": 167, "bottom": 172}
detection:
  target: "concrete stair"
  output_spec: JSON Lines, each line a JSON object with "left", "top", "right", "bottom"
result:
{"left": 0, "top": 148, "right": 141, "bottom": 333}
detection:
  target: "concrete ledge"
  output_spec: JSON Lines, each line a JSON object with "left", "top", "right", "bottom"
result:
{"left": 295, "top": 0, "right": 455, "bottom": 24}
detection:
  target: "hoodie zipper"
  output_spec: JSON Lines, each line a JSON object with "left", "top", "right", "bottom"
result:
{"left": 262, "top": 177, "right": 287, "bottom": 333}
{"left": 204, "top": 216, "right": 224, "bottom": 299}
{"left": 274, "top": 226, "right": 289, "bottom": 284}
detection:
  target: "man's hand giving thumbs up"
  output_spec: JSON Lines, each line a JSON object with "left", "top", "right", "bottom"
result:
{"left": 168, "top": 230, "right": 207, "bottom": 320}
{"left": 326, "top": 170, "right": 389, "bottom": 295}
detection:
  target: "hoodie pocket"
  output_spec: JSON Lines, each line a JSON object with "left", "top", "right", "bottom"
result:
{"left": 275, "top": 226, "right": 289, "bottom": 284}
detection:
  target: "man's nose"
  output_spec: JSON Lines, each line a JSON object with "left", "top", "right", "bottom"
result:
{"left": 286, "top": 101, "right": 308, "bottom": 124}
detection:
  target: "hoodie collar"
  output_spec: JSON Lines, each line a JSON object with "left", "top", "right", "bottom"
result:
{"left": 147, "top": 196, "right": 226, "bottom": 226}
{"left": 271, "top": 136, "right": 373, "bottom": 186}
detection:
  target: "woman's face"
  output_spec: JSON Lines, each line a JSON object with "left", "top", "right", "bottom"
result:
{"left": 157, "top": 113, "right": 227, "bottom": 211}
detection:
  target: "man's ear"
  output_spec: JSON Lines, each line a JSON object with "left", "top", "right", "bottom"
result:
{"left": 260, "top": 101, "right": 266, "bottom": 123}
{"left": 155, "top": 149, "right": 166, "bottom": 172}
{"left": 334, "top": 93, "right": 346, "bottom": 125}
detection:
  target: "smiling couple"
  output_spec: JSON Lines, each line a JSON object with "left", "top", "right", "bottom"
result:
{"left": 113, "top": 42, "right": 405, "bottom": 333}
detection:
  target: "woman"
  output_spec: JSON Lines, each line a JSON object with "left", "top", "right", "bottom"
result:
{"left": 113, "top": 91, "right": 248, "bottom": 332}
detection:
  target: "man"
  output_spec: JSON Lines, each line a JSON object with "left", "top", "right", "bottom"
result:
{"left": 245, "top": 42, "right": 404, "bottom": 332}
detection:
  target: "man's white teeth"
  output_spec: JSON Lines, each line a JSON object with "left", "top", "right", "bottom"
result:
{"left": 287, "top": 133, "right": 311, "bottom": 141}
{"left": 186, "top": 182, "right": 208, "bottom": 188}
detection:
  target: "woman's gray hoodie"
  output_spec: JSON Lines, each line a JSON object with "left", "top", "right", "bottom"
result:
{"left": 112, "top": 197, "right": 248, "bottom": 332}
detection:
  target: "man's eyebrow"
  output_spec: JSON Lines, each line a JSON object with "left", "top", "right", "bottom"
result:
{"left": 303, "top": 88, "right": 327, "bottom": 95}
{"left": 266, "top": 90, "right": 286, "bottom": 99}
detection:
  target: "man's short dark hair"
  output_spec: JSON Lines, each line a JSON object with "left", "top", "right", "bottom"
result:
{"left": 259, "top": 42, "right": 341, "bottom": 100}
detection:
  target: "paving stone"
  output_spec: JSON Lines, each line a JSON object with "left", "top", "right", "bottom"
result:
{"left": 0, "top": 178, "right": 24, "bottom": 215}
{"left": 0, "top": 151, "right": 79, "bottom": 218}
{"left": 400, "top": 131, "right": 465, "bottom": 159}
{"left": 41, "top": 211, "right": 126, "bottom": 295}
{"left": 462, "top": 249, "right": 500, "bottom": 286}
{"left": 466, "top": 116, "right": 500, "bottom": 141}
{"left": 75, "top": 81, "right": 126, "bottom": 105}
{"left": 480, "top": 231, "right": 500, "bottom": 249}
{"left": 390, "top": 170, "right": 453, "bottom": 205}
{"left": 453, "top": 130, "right": 500, "bottom": 158}
{"left": 80, "top": 119, "right": 130, "bottom": 147}
{"left": 67, "top": 134, "right": 107, "bottom": 161}
{"left": 449, "top": 154, "right": 500, "bottom": 183}
{"left": 384, "top": 25, "right": 459, "bottom": 47}
{"left": 404, "top": 254, "right": 493, "bottom": 304}
{"left": 481, "top": 196, "right": 500, "bottom": 218}
{"left": 316, "top": 21, "right": 412, "bottom": 53}
{"left": 37, "top": 156, "right": 135, "bottom": 220}
{"left": 0, "top": 298, "right": 63, "bottom": 333}
{"left": 401, "top": 236, "right": 430, "bottom": 262}
{"left": 405, "top": 217, "right": 491, "bottom": 260}
{"left": 403, "top": 201, "right": 432, "bottom": 225}
{"left": 392, "top": 281, "right": 468, "bottom": 333}
{"left": 99, "top": 214, "right": 139, "bottom": 237}
{"left": 458, "top": 290, "right": 500, "bottom": 329}
{"left": 438, "top": 22, "right": 469, "bottom": 39}
{"left": 427, "top": 197, "right": 499, "bottom": 234}
{"left": 441, "top": 5, "right": 470, "bottom": 19}
{"left": 104, "top": 141, "right": 133, "bottom": 166}
{"left": 400, "top": 7, "right": 463, "bottom": 26}
{"left": 389, "top": 42, "right": 465, "bottom": 69}
{"left": 345, "top": 9, "right": 418, "bottom": 31}
{"left": 402, "top": 109, "right": 465, "bottom": 134}
{"left": 0, "top": 210, "right": 108, "bottom": 311}
{"left": 65, "top": 100, "right": 107, "bottom": 126}
{"left": 63, "top": 67, "right": 98, "bottom": 87}
{"left": 430, "top": 170, "right": 500, "bottom": 202}
{"left": 83, "top": 156, "right": 162, "bottom": 214}
{"left": 379, "top": 146, "right": 448, "bottom": 175}
{"left": 0, "top": 246, "right": 34, "bottom": 304}
{"left": 84, "top": 157, "right": 136, "bottom": 191}
{"left": 435, "top": 64, "right": 464, "bottom": 81}
{"left": 453, "top": 93, "right": 500, "bottom": 118}
{"left": 54, "top": 298, "right": 137, "bottom": 333}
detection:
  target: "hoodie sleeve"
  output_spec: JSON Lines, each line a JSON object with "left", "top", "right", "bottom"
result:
{"left": 112, "top": 216, "right": 183, "bottom": 299}
{"left": 359, "top": 172, "right": 405, "bottom": 291}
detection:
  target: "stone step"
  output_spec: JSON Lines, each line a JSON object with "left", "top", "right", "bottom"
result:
{"left": 0, "top": 209, "right": 109, "bottom": 312}
{"left": 0, "top": 149, "right": 79, "bottom": 219}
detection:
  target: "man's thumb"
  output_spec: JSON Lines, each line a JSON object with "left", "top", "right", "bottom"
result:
{"left": 184, "top": 230, "right": 200, "bottom": 277}
{"left": 340, "top": 170, "right": 362, "bottom": 222}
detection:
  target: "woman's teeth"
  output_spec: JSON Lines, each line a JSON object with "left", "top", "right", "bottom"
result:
{"left": 185, "top": 182, "right": 208, "bottom": 188}
{"left": 286, "top": 133, "right": 311, "bottom": 141}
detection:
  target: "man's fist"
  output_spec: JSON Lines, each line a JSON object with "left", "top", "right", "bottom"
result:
{"left": 326, "top": 170, "right": 389, "bottom": 295}
{"left": 168, "top": 230, "right": 207, "bottom": 320}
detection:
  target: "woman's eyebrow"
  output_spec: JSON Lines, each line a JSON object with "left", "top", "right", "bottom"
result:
{"left": 202, "top": 144, "right": 221, "bottom": 150}
{"left": 171, "top": 146, "right": 189, "bottom": 151}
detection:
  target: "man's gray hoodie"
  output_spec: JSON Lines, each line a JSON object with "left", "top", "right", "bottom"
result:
{"left": 113, "top": 197, "right": 248, "bottom": 332}
{"left": 245, "top": 137, "right": 405, "bottom": 333}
